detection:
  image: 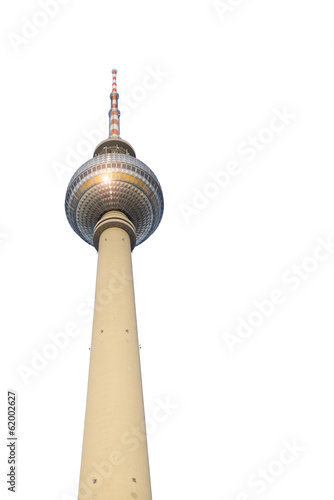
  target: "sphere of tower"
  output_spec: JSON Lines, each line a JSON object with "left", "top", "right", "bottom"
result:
{"left": 65, "top": 138, "right": 164, "bottom": 248}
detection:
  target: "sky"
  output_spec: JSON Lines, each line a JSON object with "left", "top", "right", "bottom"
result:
{"left": 1, "top": 0, "right": 334, "bottom": 499}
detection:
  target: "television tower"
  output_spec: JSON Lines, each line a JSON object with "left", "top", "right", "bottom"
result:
{"left": 65, "top": 69, "right": 164, "bottom": 500}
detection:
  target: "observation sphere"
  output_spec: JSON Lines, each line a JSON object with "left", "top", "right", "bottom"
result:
{"left": 65, "top": 137, "right": 164, "bottom": 248}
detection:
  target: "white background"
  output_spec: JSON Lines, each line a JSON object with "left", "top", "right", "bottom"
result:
{"left": 1, "top": 0, "right": 334, "bottom": 499}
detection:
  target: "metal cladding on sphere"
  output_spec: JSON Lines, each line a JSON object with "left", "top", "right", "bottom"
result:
{"left": 65, "top": 71, "right": 164, "bottom": 249}
{"left": 65, "top": 151, "right": 163, "bottom": 248}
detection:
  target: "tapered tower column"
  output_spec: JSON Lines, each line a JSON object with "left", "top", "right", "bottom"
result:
{"left": 78, "top": 211, "right": 151, "bottom": 500}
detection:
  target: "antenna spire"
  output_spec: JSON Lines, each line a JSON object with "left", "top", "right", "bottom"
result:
{"left": 109, "top": 69, "right": 120, "bottom": 138}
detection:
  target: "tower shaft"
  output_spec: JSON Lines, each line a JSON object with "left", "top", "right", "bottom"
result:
{"left": 78, "top": 212, "right": 152, "bottom": 500}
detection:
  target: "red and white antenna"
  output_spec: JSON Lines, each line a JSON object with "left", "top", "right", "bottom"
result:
{"left": 109, "top": 69, "right": 120, "bottom": 137}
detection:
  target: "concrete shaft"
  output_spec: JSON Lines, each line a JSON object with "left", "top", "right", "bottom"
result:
{"left": 78, "top": 212, "right": 152, "bottom": 500}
